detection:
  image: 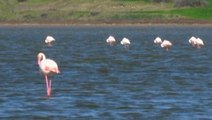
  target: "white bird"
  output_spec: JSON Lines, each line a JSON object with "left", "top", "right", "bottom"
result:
{"left": 106, "top": 36, "right": 116, "bottom": 46}
{"left": 188, "top": 36, "right": 197, "bottom": 47}
{"left": 188, "top": 36, "right": 204, "bottom": 48}
{"left": 45, "top": 35, "right": 55, "bottom": 46}
{"left": 161, "top": 40, "right": 172, "bottom": 51}
{"left": 196, "top": 37, "right": 204, "bottom": 48}
{"left": 154, "top": 37, "right": 162, "bottom": 44}
{"left": 120, "top": 37, "right": 131, "bottom": 48}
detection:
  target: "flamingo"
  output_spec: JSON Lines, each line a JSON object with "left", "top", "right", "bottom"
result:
{"left": 161, "top": 40, "right": 172, "bottom": 51}
{"left": 154, "top": 37, "right": 162, "bottom": 45}
{"left": 106, "top": 35, "right": 116, "bottom": 46}
{"left": 188, "top": 36, "right": 197, "bottom": 47}
{"left": 37, "top": 52, "right": 60, "bottom": 97}
{"left": 188, "top": 36, "right": 204, "bottom": 48}
{"left": 45, "top": 35, "right": 55, "bottom": 46}
{"left": 196, "top": 37, "right": 204, "bottom": 48}
{"left": 120, "top": 37, "right": 131, "bottom": 48}
{"left": 188, "top": 36, "right": 197, "bottom": 46}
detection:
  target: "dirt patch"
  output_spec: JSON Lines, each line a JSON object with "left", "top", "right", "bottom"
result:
{"left": 0, "top": 19, "right": 211, "bottom": 26}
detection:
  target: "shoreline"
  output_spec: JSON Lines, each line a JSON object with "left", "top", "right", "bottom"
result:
{"left": 0, "top": 19, "right": 212, "bottom": 26}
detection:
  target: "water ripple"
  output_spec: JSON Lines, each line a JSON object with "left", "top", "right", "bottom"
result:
{"left": 0, "top": 25, "right": 211, "bottom": 119}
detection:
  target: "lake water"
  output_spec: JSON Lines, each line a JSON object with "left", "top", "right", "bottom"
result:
{"left": 0, "top": 25, "right": 211, "bottom": 119}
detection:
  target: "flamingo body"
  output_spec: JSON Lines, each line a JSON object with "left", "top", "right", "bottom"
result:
{"left": 188, "top": 36, "right": 197, "bottom": 46}
{"left": 161, "top": 40, "right": 172, "bottom": 51}
{"left": 45, "top": 35, "right": 55, "bottom": 45}
{"left": 39, "top": 59, "right": 60, "bottom": 75}
{"left": 188, "top": 36, "right": 204, "bottom": 48}
{"left": 120, "top": 37, "right": 131, "bottom": 48}
{"left": 106, "top": 36, "right": 116, "bottom": 46}
{"left": 154, "top": 37, "right": 162, "bottom": 44}
{"left": 196, "top": 38, "right": 204, "bottom": 48}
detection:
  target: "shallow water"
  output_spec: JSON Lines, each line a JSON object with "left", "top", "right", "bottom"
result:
{"left": 0, "top": 25, "right": 212, "bottom": 119}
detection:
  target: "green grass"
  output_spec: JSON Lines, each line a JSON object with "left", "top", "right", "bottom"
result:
{"left": 170, "top": 8, "right": 212, "bottom": 19}
{"left": 169, "top": 0, "right": 212, "bottom": 20}
{"left": 29, "top": 0, "right": 50, "bottom": 3}
{"left": 169, "top": 1, "right": 212, "bottom": 20}
{"left": 0, "top": 0, "right": 211, "bottom": 23}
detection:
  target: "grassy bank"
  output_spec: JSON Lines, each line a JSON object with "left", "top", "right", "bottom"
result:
{"left": 0, "top": 0, "right": 212, "bottom": 24}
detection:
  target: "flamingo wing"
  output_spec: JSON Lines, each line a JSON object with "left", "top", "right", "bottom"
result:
{"left": 40, "top": 59, "right": 60, "bottom": 75}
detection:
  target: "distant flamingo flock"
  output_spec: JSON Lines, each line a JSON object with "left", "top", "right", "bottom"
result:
{"left": 106, "top": 35, "right": 204, "bottom": 50}
{"left": 154, "top": 36, "right": 204, "bottom": 50}
{"left": 106, "top": 36, "right": 131, "bottom": 48}
{"left": 38, "top": 34, "right": 205, "bottom": 97}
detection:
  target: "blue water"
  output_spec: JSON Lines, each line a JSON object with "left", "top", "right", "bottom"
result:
{"left": 0, "top": 25, "right": 211, "bottom": 119}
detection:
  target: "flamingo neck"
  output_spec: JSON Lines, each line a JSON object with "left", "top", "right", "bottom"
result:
{"left": 37, "top": 53, "right": 46, "bottom": 65}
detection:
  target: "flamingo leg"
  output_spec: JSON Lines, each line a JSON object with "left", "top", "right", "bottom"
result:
{"left": 48, "top": 79, "right": 52, "bottom": 96}
{"left": 110, "top": 42, "right": 113, "bottom": 46}
{"left": 45, "top": 75, "right": 51, "bottom": 97}
{"left": 125, "top": 44, "right": 129, "bottom": 49}
{"left": 47, "top": 43, "right": 52, "bottom": 47}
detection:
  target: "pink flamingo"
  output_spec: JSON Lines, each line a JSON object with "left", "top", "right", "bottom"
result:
{"left": 45, "top": 35, "right": 55, "bottom": 46}
{"left": 188, "top": 36, "right": 197, "bottom": 47}
{"left": 106, "top": 35, "right": 116, "bottom": 46}
{"left": 37, "top": 52, "right": 60, "bottom": 97}
{"left": 161, "top": 40, "right": 172, "bottom": 51}
{"left": 154, "top": 37, "right": 162, "bottom": 45}
{"left": 188, "top": 36, "right": 204, "bottom": 48}
{"left": 120, "top": 37, "right": 131, "bottom": 48}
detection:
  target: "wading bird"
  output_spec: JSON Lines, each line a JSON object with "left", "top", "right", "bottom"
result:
{"left": 188, "top": 36, "right": 197, "bottom": 46}
{"left": 161, "top": 40, "right": 172, "bottom": 51}
{"left": 45, "top": 35, "right": 55, "bottom": 46}
{"left": 154, "top": 37, "right": 162, "bottom": 45}
{"left": 196, "top": 37, "right": 204, "bottom": 48}
{"left": 188, "top": 36, "right": 204, "bottom": 48}
{"left": 37, "top": 52, "right": 60, "bottom": 97}
{"left": 120, "top": 37, "right": 131, "bottom": 48}
{"left": 106, "top": 35, "right": 116, "bottom": 46}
